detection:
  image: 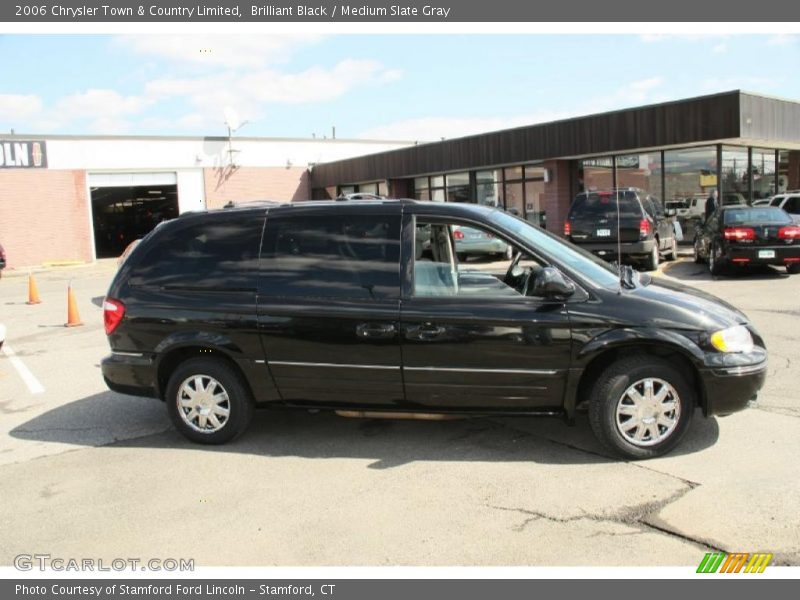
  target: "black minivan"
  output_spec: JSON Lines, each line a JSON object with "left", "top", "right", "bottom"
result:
{"left": 102, "top": 200, "right": 767, "bottom": 459}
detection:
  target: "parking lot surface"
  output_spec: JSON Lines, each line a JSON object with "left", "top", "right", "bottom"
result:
{"left": 1, "top": 258, "right": 798, "bottom": 566}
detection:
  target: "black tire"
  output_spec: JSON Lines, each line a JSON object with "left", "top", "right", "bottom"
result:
{"left": 644, "top": 243, "right": 659, "bottom": 271}
{"left": 708, "top": 243, "right": 724, "bottom": 276}
{"left": 693, "top": 237, "right": 704, "bottom": 264}
{"left": 664, "top": 236, "right": 678, "bottom": 262}
{"left": 788, "top": 263, "right": 800, "bottom": 275}
{"left": 588, "top": 355, "right": 695, "bottom": 460}
{"left": 165, "top": 357, "right": 254, "bottom": 444}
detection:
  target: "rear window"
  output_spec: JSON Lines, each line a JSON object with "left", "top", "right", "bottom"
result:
{"left": 723, "top": 208, "right": 792, "bottom": 225}
{"left": 260, "top": 214, "right": 401, "bottom": 299}
{"left": 569, "top": 191, "right": 642, "bottom": 218}
{"left": 129, "top": 212, "right": 264, "bottom": 289}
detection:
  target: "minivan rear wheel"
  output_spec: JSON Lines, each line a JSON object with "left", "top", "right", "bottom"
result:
{"left": 588, "top": 355, "right": 694, "bottom": 459}
{"left": 165, "top": 357, "right": 254, "bottom": 444}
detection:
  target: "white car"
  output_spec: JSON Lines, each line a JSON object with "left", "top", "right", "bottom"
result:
{"left": 768, "top": 193, "right": 800, "bottom": 223}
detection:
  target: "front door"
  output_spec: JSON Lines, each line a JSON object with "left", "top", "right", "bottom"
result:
{"left": 400, "top": 214, "right": 572, "bottom": 410}
{"left": 257, "top": 205, "right": 403, "bottom": 406}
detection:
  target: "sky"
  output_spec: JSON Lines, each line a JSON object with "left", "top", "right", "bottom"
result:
{"left": 0, "top": 33, "right": 798, "bottom": 142}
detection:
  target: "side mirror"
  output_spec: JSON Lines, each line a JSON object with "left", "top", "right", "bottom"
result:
{"left": 530, "top": 267, "right": 575, "bottom": 299}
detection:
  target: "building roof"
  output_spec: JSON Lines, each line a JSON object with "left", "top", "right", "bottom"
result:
{"left": 310, "top": 90, "right": 800, "bottom": 188}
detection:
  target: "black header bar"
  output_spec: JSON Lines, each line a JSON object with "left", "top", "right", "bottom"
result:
{"left": 3, "top": 0, "right": 799, "bottom": 22}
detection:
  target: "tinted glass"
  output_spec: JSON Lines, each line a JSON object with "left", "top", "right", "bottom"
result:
{"left": 723, "top": 208, "right": 792, "bottom": 225}
{"left": 784, "top": 197, "right": 800, "bottom": 214}
{"left": 261, "top": 214, "right": 401, "bottom": 299}
{"left": 488, "top": 210, "right": 620, "bottom": 288}
{"left": 569, "top": 191, "right": 641, "bottom": 219}
{"left": 129, "top": 212, "right": 264, "bottom": 289}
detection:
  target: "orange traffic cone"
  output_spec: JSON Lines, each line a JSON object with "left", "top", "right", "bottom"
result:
{"left": 27, "top": 273, "right": 42, "bottom": 305}
{"left": 65, "top": 285, "right": 83, "bottom": 327}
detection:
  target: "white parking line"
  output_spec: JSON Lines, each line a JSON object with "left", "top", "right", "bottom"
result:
{"left": 1, "top": 343, "right": 45, "bottom": 395}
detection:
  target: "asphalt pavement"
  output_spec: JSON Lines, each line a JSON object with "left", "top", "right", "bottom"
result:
{"left": 0, "top": 257, "right": 798, "bottom": 567}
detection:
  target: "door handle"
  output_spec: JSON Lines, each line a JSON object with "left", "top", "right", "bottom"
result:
{"left": 406, "top": 323, "right": 447, "bottom": 341}
{"left": 356, "top": 323, "right": 397, "bottom": 340}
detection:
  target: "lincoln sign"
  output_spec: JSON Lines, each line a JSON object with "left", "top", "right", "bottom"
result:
{"left": 0, "top": 140, "right": 48, "bottom": 168}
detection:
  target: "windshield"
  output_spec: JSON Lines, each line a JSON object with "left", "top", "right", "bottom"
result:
{"left": 488, "top": 210, "right": 620, "bottom": 288}
{"left": 569, "top": 191, "right": 642, "bottom": 219}
{"left": 723, "top": 207, "right": 792, "bottom": 225}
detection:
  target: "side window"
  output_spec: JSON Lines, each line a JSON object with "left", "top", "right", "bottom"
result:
{"left": 785, "top": 197, "right": 800, "bottom": 214}
{"left": 413, "top": 220, "right": 543, "bottom": 298}
{"left": 129, "top": 213, "right": 264, "bottom": 289}
{"left": 649, "top": 196, "right": 664, "bottom": 216}
{"left": 261, "top": 214, "right": 401, "bottom": 299}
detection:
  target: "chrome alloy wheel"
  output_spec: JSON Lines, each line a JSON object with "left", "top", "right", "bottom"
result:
{"left": 615, "top": 377, "right": 681, "bottom": 447}
{"left": 177, "top": 375, "right": 231, "bottom": 434}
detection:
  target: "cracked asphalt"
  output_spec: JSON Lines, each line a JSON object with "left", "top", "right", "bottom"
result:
{"left": 0, "top": 258, "right": 798, "bottom": 567}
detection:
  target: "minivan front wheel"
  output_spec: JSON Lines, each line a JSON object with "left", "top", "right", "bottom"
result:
{"left": 165, "top": 357, "right": 254, "bottom": 444}
{"left": 588, "top": 356, "right": 694, "bottom": 459}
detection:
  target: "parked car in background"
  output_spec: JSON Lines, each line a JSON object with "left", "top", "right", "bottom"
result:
{"left": 453, "top": 225, "right": 513, "bottom": 261}
{"left": 681, "top": 195, "right": 707, "bottom": 221}
{"left": 693, "top": 206, "right": 800, "bottom": 275}
{"left": 752, "top": 199, "right": 772, "bottom": 207}
{"left": 564, "top": 188, "right": 678, "bottom": 271}
{"left": 768, "top": 193, "right": 800, "bottom": 223}
{"left": 101, "top": 199, "right": 768, "bottom": 459}
{"left": 0, "top": 242, "right": 6, "bottom": 278}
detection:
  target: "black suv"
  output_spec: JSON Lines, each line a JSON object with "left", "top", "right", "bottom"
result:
{"left": 565, "top": 188, "right": 678, "bottom": 271}
{"left": 102, "top": 200, "right": 766, "bottom": 459}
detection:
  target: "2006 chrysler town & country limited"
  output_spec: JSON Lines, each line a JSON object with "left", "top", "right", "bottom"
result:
{"left": 101, "top": 199, "right": 767, "bottom": 459}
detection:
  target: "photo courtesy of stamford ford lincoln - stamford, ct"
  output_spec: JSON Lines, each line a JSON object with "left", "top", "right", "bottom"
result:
{"left": 1, "top": 25, "right": 800, "bottom": 586}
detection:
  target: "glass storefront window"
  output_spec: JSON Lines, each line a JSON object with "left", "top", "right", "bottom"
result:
{"left": 721, "top": 146, "right": 749, "bottom": 204}
{"left": 616, "top": 153, "right": 663, "bottom": 201}
{"left": 339, "top": 185, "right": 356, "bottom": 196}
{"left": 476, "top": 169, "right": 501, "bottom": 207}
{"left": 430, "top": 175, "right": 445, "bottom": 188}
{"left": 446, "top": 172, "right": 470, "bottom": 203}
{"left": 778, "top": 150, "right": 791, "bottom": 194}
{"left": 504, "top": 166, "right": 524, "bottom": 180}
{"left": 664, "top": 146, "right": 717, "bottom": 210}
{"left": 578, "top": 157, "right": 614, "bottom": 192}
{"left": 431, "top": 188, "right": 445, "bottom": 202}
{"left": 525, "top": 165, "right": 545, "bottom": 180}
{"left": 504, "top": 181, "right": 524, "bottom": 217}
{"left": 750, "top": 149, "right": 777, "bottom": 200}
{"left": 378, "top": 181, "right": 388, "bottom": 196}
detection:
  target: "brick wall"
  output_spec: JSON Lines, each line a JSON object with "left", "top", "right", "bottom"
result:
{"left": 0, "top": 169, "right": 92, "bottom": 269}
{"left": 202, "top": 166, "right": 310, "bottom": 209}
{"left": 788, "top": 151, "right": 800, "bottom": 190}
{"left": 543, "top": 160, "right": 572, "bottom": 236}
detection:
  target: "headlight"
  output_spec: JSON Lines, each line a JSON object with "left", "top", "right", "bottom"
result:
{"left": 710, "top": 325, "right": 754, "bottom": 353}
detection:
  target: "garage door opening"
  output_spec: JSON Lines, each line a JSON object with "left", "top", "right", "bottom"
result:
{"left": 91, "top": 184, "right": 179, "bottom": 258}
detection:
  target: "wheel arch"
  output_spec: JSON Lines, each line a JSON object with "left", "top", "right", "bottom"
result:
{"left": 572, "top": 336, "right": 707, "bottom": 416}
{"left": 155, "top": 344, "right": 251, "bottom": 402}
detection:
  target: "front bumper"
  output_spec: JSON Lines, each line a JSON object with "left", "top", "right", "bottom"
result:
{"left": 101, "top": 351, "right": 159, "bottom": 398}
{"left": 699, "top": 348, "right": 768, "bottom": 416}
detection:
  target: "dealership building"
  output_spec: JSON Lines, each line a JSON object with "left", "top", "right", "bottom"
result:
{"left": 2, "top": 90, "right": 800, "bottom": 270}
